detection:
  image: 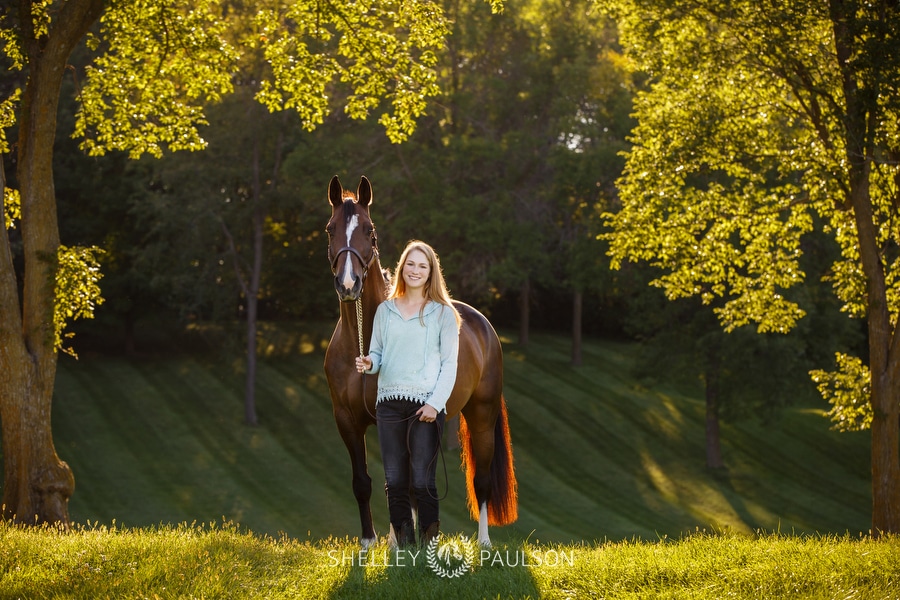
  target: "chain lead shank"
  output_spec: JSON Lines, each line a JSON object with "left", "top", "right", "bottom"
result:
{"left": 356, "top": 297, "right": 365, "bottom": 357}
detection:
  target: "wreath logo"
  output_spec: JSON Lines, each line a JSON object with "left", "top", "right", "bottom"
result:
{"left": 425, "top": 535, "right": 476, "bottom": 578}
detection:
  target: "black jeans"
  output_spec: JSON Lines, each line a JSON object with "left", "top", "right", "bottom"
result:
{"left": 376, "top": 398, "right": 445, "bottom": 535}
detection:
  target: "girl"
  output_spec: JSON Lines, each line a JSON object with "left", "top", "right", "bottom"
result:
{"left": 355, "top": 240, "right": 461, "bottom": 547}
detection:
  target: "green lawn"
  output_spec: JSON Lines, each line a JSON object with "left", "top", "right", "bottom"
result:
{"left": 51, "top": 324, "right": 872, "bottom": 545}
{"left": 3, "top": 523, "right": 897, "bottom": 599}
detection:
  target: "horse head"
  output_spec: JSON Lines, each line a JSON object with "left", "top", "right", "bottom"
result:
{"left": 326, "top": 175, "right": 379, "bottom": 302}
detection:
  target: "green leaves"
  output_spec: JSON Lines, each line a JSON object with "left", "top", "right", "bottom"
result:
{"left": 0, "top": 89, "right": 20, "bottom": 156}
{"left": 255, "top": 0, "right": 447, "bottom": 143}
{"left": 75, "top": 0, "right": 238, "bottom": 159}
{"left": 71, "top": 0, "right": 449, "bottom": 156}
{"left": 605, "top": 74, "right": 813, "bottom": 333}
{"left": 607, "top": 3, "right": 810, "bottom": 324}
{"left": 54, "top": 245, "right": 105, "bottom": 357}
{"left": 1, "top": 90, "right": 20, "bottom": 230}
{"left": 602, "top": 0, "right": 900, "bottom": 418}
{"left": 2, "top": 187, "right": 19, "bottom": 231}
{"left": 811, "top": 354, "right": 872, "bottom": 432}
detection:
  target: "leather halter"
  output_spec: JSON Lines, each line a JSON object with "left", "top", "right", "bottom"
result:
{"left": 328, "top": 234, "right": 379, "bottom": 280}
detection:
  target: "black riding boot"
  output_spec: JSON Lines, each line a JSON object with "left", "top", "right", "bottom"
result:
{"left": 390, "top": 520, "right": 416, "bottom": 548}
{"left": 421, "top": 520, "right": 440, "bottom": 547}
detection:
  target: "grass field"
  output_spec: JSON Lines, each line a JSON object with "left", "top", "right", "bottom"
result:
{"left": 50, "top": 322, "right": 872, "bottom": 545}
{"left": 3, "top": 522, "right": 898, "bottom": 599}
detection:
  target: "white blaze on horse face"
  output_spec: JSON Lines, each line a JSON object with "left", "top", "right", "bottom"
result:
{"left": 341, "top": 214, "right": 360, "bottom": 291}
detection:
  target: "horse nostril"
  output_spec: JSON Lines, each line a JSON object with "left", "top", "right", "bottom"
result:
{"left": 335, "top": 272, "right": 363, "bottom": 299}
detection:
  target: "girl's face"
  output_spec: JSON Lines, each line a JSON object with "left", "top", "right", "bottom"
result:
{"left": 402, "top": 249, "right": 431, "bottom": 294}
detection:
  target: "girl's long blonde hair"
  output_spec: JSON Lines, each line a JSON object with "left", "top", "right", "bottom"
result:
{"left": 389, "top": 240, "right": 461, "bottom": 328}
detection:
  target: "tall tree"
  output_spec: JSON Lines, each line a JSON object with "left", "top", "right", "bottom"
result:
{"left": 384, "top": 0, "right": 631, "bottom": 348}
{"left": 0, "top": 0, "right": 450, "bottom": 527}
{"left": 602, "top": 0, "right": 900, "bottom": 534}
{"left": 1, "top": 0, "right": 111, "bottom": 528}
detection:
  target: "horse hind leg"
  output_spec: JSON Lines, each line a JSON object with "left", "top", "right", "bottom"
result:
{"left": 477, "top": 501, "right": 491, "bottom": 547}
{"left": 459, "top": 414, "right": 490, "bottom": 545}
{"left": 459, "top": 397, "right": 518, "bottom": 547}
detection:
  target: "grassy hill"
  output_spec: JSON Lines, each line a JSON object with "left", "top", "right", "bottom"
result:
{"left": 51, "top": 323, "right": 872, "bottom": 544}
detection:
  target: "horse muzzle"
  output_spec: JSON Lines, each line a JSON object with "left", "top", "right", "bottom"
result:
{"left": 334, "top": 272, "right": 363, "bottom": 302}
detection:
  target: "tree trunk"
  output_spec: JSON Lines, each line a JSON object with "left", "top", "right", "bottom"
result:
{"left": 831, "top": 2, "right": 900, "bottom": 535}
{"left": 518, "top": 277, "right": 530, "bottom": 346}
{"left": 240, "top": 105, "right": 285, "bottom": 426}
{"left": 0, "top": 357, "right": 74, "bottom": 526}
{"left": 704, "top": 358, "right": 724, "bottom": 470}
{"left": 241, "top": 131, "right": 266, "bottom": 426}
{"left": 3, "top": 159, "right": 75, "bottom": 526}
{"left": 243, "top": 198, "right": 264, "bottom": 426}
{"left": 571, "top": 289, "right": 583, "bottom": 366}
{"left": 850, "top": 174, "right": 900, "bottom": 535}
{"left": 0, "top": 0, "right": 104, "bottom": 527}
{"left": 124, "top": 310, "right": 136, "bottom": 356}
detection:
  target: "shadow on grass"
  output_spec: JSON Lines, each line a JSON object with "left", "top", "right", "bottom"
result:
{"left": 329, "top": 542, "right": 542, "bottom": 600}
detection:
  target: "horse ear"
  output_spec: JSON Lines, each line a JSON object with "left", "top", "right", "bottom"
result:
{"left": 329, "top": 175, "right": 343, "bottom": 208}
{"left": 357, "top": 176, "right": 373, "bottom": 207}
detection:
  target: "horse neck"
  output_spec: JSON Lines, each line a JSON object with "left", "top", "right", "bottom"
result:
{"left": 340, "top": 258, "right": 387, "bottom": 354}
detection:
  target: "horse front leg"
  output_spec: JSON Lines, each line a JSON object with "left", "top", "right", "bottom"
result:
{"left": 336, "top": 411, "right": 377, "bottom": 547}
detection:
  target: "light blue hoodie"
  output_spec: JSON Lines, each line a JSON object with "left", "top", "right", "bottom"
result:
{"left": 365, "top": 299, "right": 460, "bottom": 413}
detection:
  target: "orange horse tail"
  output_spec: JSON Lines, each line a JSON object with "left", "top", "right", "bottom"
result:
{"left": 459, "top": 396, "right": 518, "bottom": 526}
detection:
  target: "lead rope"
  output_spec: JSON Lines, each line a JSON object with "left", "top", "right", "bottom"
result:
{"left": 357, "top": 297, "right": 448, "bottom": 502}
{"left": 358, "top": 297, "right": 377, "bottom": 423}
{"left": 356, "top": 297, "right": 365, "bottom": 357}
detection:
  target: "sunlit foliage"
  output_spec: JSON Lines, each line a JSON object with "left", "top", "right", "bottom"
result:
{"left": 600, "top": 0, "right": 900, "bottom": 428}
{"left": 54, "top": 246, "right": 105, "bottom": 357}
{"left": 1, "top": 89, "right": 20, "bottom": 228}
{"left": 2, "top": 0, "right": 456, "bottom": 354}
{"left": 811, "top": 353, "right": 871, "bottom": 432}
{"left": 74, "top": 0, "right": 239, "bottom": 159}
{"left": 254, "top": 0, "right": 448, "bottom": 143}
{"left": 0, "top": 89, "right": 19, "bottom": 154}
{"left": 70, "top": 0, "right": 450, "bottom": 156}
{"left": 2, "top": 188, "right": 19, "bottom": 231}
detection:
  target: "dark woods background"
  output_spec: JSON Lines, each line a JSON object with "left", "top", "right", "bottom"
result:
{"left": 4, "top": 0, "right": 866, "bottom": 424}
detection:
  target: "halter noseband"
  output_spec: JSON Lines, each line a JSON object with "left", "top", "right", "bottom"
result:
{"left": 330, "top": 244, "right": 378, "bottom": 276}
{"left": 328, "top": 228, "right": 379, "bottom": 282}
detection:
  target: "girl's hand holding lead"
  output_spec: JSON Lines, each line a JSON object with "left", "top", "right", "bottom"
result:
{"left": 355, "top": 355, "right": 372, "bottom": 373}
{"left": 416, "top": 404, "right": 438, "bottom": 423}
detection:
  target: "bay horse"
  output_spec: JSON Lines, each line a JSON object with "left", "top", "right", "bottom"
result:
{"left": 322, "top": 175, "right": 517, "bottom": 547}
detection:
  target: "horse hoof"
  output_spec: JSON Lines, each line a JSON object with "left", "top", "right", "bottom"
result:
{"left": 361, "top": 536, "right": 378, "bottom": 549}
